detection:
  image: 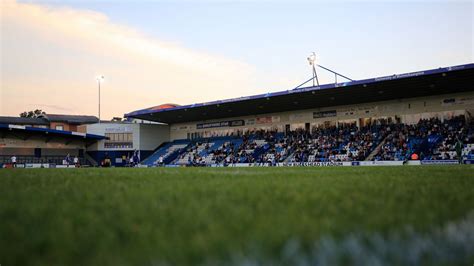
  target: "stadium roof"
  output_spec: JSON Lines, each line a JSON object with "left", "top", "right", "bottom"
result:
{"left": 0, "top": 124, "right": 106, "bottom": 141}
{"left": 125, "top": 63, "right": 474, "bottom": 124}
{"left": 38, "top": 114, "right": 99, "bottom": 124}
{"left": 0, "top": 117, "right": 49, "bottom": 125}
{"left": 0, "top": 114, "right": 99, "bottom": 125}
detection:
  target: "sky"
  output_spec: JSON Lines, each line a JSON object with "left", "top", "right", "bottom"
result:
{"left": 1, "top": 0, "right": 472, "bottom": 119}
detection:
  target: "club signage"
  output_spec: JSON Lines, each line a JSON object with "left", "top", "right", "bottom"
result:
{"left": 313, "top": 110, "right": 337, "bottom": 118}
{"left": 196, "top": 120, "right": 245, "bottom": 129}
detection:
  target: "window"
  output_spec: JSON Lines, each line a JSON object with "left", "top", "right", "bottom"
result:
{"left": 55, "top": 125, "right": 64, "bottom": 131}
{"left": 104, "top": 133, "right": 133, "bottom": 149}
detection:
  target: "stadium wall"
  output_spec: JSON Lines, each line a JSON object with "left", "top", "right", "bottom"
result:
{"left": 138, "top": 123, "right": 170, "bottom": 150}
{"left": 168, "top": 92, "right": 474, "bottom": 140}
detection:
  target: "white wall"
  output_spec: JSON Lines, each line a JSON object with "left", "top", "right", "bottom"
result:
{"left": 85, "top": 122, "right": 170, "bottom": 151}
{"left": 138, "top": 124, "right": 170, "bottom": 150}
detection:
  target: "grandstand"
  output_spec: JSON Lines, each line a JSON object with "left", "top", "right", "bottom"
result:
{"left": 132, "top": 116, "right": 474, "bottom": 167}
{"left": 0, "top": 123, "right": 105, "bottom": 167}
{"left": 2, "top": 64, "right": 473, "bottom": 168}
{"left": 124, "top": 63, "right": 474, "bottom": 167}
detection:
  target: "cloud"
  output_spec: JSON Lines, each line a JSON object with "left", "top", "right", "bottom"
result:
{"left": 0, "top": 0, "right": 257, "bottom": 119}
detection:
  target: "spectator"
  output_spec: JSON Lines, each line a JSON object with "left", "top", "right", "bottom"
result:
{"left": 11, "top": 155, "right": 17, "bottom": 168}
{"left": 73, "top": 156, "right": 80, "bottom": 167}
{"left": 65, "top": 154, "right": 71, "bottom": 166}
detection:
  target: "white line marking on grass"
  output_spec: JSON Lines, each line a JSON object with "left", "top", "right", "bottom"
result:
{"left": 207, "top": 211, "right": 474, "bottom": 266}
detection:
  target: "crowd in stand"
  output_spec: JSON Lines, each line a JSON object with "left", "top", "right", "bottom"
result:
{"left": 287, "top": 125, "right": 381, "bottom": 163}
{"left": 176, "top": 124, "right": 382, "bottom": 166}
{"left": 166, "top": 115, "right": 474, "bottom": 166}
{"left": 211, "top": 136, "right": 258, "bottom": 165}
{"left": 374, "top": 116, "right": 471, "bottom": 161}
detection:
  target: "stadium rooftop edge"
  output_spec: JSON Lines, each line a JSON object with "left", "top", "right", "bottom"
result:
{"left": 0, "top": 124, "right": 106, "bottom": 140}
{"left": 125, "top": 63, "right": 474, "bottom": 124}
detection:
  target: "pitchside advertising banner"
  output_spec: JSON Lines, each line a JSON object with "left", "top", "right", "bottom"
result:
{"left": 350, "top": 161, "right": 405, "bottom": 166}
{"left": 208, "top": 161, "right": 405, "bottom": 167}
{"left": 420, "top": 160, "right": 459, "bottom": 165}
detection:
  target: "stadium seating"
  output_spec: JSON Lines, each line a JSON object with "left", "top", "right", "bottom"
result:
{"left": 283, "top": 125, "right": 383, "bottom": 163}
{"left": 141, "top": 139, "right": 191, "bottom": 166}
{"left": 140, "top": 115, "right": 474, "bottom": 166}
{"left": 374, "top": 116, "right": 472, "bottom": 161}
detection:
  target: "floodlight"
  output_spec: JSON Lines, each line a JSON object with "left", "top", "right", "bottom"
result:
{"left": 307, "top": 52, "right": 316, "bottom": 66}
{"left": 96, "top": 75, "right": 105, "bottom": 123}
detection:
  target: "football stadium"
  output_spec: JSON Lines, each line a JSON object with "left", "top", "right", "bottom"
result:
{"left": 1, "top": 63, "right": 474, "bottom": 265}
{"left": 2, "top": 64, "right": 474, "bottom": 168}
{"left": 1, "top": 1, "right": 474, "bottom": 266}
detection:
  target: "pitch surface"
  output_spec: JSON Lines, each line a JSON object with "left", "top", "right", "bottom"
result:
{"left": 1, "top": 166, "right": 473, "bottom": 265}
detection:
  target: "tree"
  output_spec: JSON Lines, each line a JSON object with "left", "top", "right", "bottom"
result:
{"left": 19, "top": 109, "right": 46, "bottom": 118}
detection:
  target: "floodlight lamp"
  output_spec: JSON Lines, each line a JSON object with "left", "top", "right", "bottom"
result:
{"left": 307, "top": 52, "right": 316, "bottom": 66}
{"left": 96, "top": 75, "right": 105, "bottom": 82}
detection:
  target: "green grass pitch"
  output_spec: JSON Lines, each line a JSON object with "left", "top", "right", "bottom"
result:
{"left": 1, "top": 166, "right": 473, "bottom": 265}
